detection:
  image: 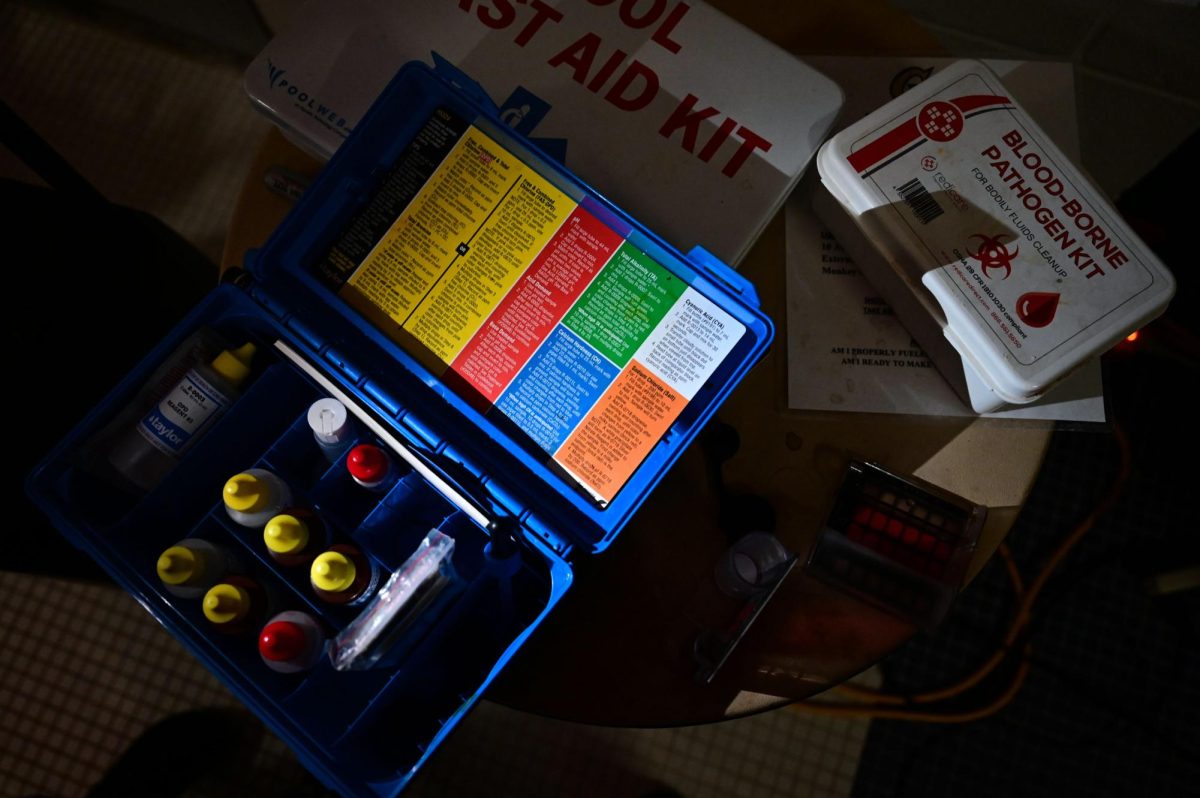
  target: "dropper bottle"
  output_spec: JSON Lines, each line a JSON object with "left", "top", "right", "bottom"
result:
{"left": 109, "top": 342, "right": 256, "bottom": 491}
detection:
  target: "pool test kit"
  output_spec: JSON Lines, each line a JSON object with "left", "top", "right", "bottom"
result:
{"left": 815, "top": 60, "right": 1175, "bottom": 413}
{"left": 27, "top": 58, "right": 773, "bottom": 796}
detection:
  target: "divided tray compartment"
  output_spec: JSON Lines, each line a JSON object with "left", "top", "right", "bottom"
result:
{"left": 308, "top": 443, "right": 414, "bottom": 534}
{"left": 117, "top": 366, "right": 558, "bottom": 780}
{"left": 351, "top": 473, "right": 459, "bottom": 571}
{"left": 36, "top": 294, "right": 313, "bottom": 537}
{"left": 137, "top": 514, "right": 310, "bottom": 708}
{"left": 50, "top": 354, "right": 313, "bottom": 535}
{"left": 323, "top": 532, "right": 563, "bottom": 784}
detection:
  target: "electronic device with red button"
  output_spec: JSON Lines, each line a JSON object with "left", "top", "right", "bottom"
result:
{"left": 807, "top": 460, "right": 986, "bottom": 629}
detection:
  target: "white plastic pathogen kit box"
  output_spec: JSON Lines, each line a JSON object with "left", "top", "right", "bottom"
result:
{"left": 815, "top": 60, "right": 1174, "bottom": 412}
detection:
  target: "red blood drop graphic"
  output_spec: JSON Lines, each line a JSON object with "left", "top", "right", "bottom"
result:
{"left": 1016, "top": 292, "right": 1060, "bottom": 328}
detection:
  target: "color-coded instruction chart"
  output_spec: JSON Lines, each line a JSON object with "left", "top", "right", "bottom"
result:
{"left": 323, "top": 111, "right": 744, "bottom": 504}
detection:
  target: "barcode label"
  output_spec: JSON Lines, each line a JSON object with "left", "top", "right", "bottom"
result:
{"left": 896, "top": 177, "right": 944, "bottom": 225}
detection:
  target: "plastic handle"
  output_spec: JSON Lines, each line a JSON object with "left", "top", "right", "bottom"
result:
{"left": 686, "top": 245, "right": 761, "bottom": 308}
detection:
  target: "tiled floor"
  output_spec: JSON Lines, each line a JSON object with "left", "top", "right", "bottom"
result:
{"left": 0, "top": 571, "right": 871, "bottom": 797}
{"left": 0, "top": 2, "right": 269, "bottom": 263}
{"left": 0, "top": 573, "right": 311, "bottom": 798}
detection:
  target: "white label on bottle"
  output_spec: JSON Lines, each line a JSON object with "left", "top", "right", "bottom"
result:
{"left": 136, "top": 369, "right": 231, "bottom": 457}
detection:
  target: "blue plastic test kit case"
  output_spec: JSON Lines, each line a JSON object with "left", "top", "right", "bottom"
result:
{"left": 28, "top": 58, "right": 774, "bottom": 796}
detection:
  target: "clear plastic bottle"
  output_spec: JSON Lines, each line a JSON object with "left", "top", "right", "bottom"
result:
{"left": 222, "top": 468, "right": 292, "bottom": 528}
{"left": 108, "top": 343, "right": 256, "bottom": 492}
{"left": 307, "top": 398, "right": 356, "bottom": 462}
{"left": 155, "top": 538, "right": 240, "bottom": 599}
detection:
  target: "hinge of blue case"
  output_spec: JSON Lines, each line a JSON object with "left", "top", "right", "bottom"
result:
{"left": 430, "top": 53, "right": 497, "bottom": 115}
{"left": 240, "top": 57, "right": 773, "bottom": 560}
{"left": 686, "top": 246, "right": 762, "bottom": 309}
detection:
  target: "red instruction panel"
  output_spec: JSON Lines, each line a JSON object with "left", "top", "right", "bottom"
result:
{"left": 451, "top": 207, "right": 623, "bottom": 403}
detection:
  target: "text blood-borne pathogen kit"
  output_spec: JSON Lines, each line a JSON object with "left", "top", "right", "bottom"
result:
{"left": 816, "top": 60, "right": 1174, "bottom": 412}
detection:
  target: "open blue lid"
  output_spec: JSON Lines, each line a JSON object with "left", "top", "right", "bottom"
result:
{"left": 244, "top": 56, "right": 773, "bottom": 556}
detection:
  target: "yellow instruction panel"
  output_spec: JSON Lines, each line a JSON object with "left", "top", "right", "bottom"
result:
{"left": 346, "top": 127, "right": 572, "bottom": 362}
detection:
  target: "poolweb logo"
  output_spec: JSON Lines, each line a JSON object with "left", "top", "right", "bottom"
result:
{"left": 267, "top": 59, "right": 286, "bottom": 90}
{"left": 265, "top": 59, "right": 351, "bottom": 134}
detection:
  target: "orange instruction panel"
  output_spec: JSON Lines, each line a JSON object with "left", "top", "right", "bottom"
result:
{"left": 321, "top": 111, "right": 745, "bottom": 505}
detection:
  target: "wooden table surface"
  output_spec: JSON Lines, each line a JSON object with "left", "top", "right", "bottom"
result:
{"left": 221, "top": 1, "right": 1053, "bottom": 726}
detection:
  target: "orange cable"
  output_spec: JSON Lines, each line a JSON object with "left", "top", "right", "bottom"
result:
{"left": 798, "top": 423, "right": 1132, "bottom": 719}
{"left": 800, "top": 646, "right": 1033, "bottom": 723}
{"left": 828, "top": 543, "right": 1026, "bottom": 708}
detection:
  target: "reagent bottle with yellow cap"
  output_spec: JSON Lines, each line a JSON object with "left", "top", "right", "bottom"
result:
{"left": 223, "top": 468, "right": 292, "bottom": 528}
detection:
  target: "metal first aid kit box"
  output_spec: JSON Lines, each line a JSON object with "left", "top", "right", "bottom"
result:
{"left": 243, "top": 0, "right": 845, "bottom": 267}
{"left": 26, "top": 57, "right": 773, "bottom": 796}
{"left": 814, "top": 59, "right": 1174, "bottom": 413}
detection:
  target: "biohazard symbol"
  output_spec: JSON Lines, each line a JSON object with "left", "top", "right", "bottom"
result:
{"left": 969, "top": 234, "right": 1019, "bottom": 280}
{"left": 919, "top": 101, "right": 963, "bottom": 142}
